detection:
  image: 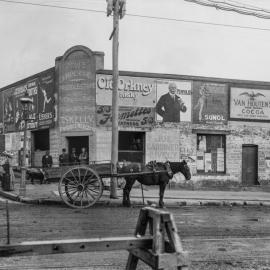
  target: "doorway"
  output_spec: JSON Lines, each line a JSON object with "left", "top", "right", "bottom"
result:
{"left": 67, "top": 136, "right": 89, "bottom": 162}
{"left": 31, "top": 129, "right": 50, "bottom": 167}
{"left": 242, "top": 144, "right": 259, "bottom": 186}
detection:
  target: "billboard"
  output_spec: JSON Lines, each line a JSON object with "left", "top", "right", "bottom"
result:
{"left": 96, "top": 74, "right": 156, "bottom": 107}
{"left": 193, "top": 82, "right": 228, "bottom": 124}
{"left": 96, "top": 105, "right": 154, "bottom": 128}
{"left": 230, "top": 87, "right": 270, "bottom": 121}
{"left": 156, "top": 80, "right": 192, "bottom": 122}
{"left": 2, "top": 69, "right": 55, "bottom": 133}
{"left": 0, "top": 91, "right": 3, "bottom": 134}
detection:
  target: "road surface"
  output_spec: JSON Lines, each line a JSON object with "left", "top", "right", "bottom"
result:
{"left": 0, "top": 202, "right": 270, "bottom": 269}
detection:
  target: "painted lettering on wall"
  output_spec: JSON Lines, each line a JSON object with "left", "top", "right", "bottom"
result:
{"left": 230, "top": 88, "right": 270, "bottom": 121}
{"left": 96, "top": 74, "right": 156, "bottom": 107}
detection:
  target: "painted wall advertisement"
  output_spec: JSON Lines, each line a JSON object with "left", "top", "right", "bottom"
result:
{"left": 2, "top": 69, "right": 56, "bottom": 133}
{"left": 230, "top": 87, "right": 270, "bottom": 121}
{"left": 0, "top": 92, "right": 3, "bottom": 134}
{"left": 96, "top": 105, "right": 154, "bottom": 128}
{"left": 156, "top": 80, "right": 192, "bottom": 122}
{"left": 96, "top": 75, "right": 192, "bottom": 124}
{"left": 193, "top": 82, "right": 228, "bottom": 124}
{"left": 96, "top": 74, "right": 156, "bottom": 107}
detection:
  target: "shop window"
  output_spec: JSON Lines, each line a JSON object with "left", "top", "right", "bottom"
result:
{"left": 118, "top": 132, "right": 144, "bottom": 163}
{"left": 197, "top": 134, "right": 225, "bottom": 174}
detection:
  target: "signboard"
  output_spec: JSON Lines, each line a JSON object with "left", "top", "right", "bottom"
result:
{"left": 230, "top": 87, "right": 270, "bottom": 121}
{"left": 193, "top": 82, "right": 228, "bottom": 124}
{"left": 2, "top": 69, "right": 55, "bottom": 133}
{"left": 156, "top": 80, "right": 192, "bottom": 122}
{"left": 96, "top": 75, "right": 156, "bottom": 107}
{"left": 0, "top": 92, "right": 3, "bottom": 134}
{"left": 96, "top": 105, "right": 155, "bottom": 128}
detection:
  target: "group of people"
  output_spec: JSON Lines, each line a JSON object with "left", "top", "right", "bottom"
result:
{"left": 41, "top": 147, "right": 88, "bottom": 168}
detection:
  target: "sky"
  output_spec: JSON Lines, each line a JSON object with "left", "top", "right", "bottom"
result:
{"left": 0, "top": 0, "right": 270, "bottom": 88}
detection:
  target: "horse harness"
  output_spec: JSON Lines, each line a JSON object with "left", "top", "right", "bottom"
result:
{"left": 146, "top": 161, "right": 173, "bottom": 184}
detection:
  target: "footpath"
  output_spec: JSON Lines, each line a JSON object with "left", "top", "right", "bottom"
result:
{"left": 1, "top": 175, "right": 270, "bottom": 207}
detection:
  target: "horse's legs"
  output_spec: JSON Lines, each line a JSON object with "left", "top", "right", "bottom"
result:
{"left": 159, "top": 179, "right": 168, "bottom": 208}
{"left": 123, "top": 177, "right": 136, "bottom": 207}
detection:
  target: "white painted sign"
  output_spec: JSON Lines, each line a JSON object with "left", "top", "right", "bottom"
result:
{"left": 230, "top": 87, "right": 270, "bottom": 121}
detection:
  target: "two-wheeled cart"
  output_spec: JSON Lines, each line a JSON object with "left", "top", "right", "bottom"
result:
{"left": 51, "top": 160, "right": 164, "bottom": 208}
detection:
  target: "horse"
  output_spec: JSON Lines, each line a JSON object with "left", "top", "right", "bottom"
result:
{"left": 121, "top": 160, "right": 191, "bottom": 208}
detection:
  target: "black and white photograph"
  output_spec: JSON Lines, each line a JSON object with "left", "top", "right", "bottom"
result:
{"left": 1, "top": 0, "right": 270, "bottom": 269}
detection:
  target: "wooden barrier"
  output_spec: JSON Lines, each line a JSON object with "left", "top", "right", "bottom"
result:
{"left": 0, "top": 207, "right": 189, "bottom": 270}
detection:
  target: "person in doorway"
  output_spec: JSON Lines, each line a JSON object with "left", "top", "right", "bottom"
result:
{"left": 79, "top": 147, "right": 88, "bottom": 165}
{"left": 59, "top": 148, "right": 69, "bottom": 166}
{"left": 156, "top": 82, "right": 187, "bottom": 123}
{"left": 41, "top": 151, "right": 52, "bottom": 184}
{"left": 70, "top": 148, "right": 79, "bottom": 165}
{"left": 42, "top": 150, "right": 53, "bottom": 168}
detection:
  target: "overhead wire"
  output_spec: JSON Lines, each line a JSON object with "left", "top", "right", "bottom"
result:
{"left": 1, "top": 0, "right": 270, "bottom": 32}
{"left": 185, "top": 0, "right": 270, "bottom": 19}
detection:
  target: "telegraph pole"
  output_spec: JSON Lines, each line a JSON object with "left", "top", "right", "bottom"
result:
{"left": 107, "top": 0, "right": 126, "bottom": 198}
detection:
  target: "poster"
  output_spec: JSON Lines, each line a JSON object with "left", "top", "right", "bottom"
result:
{"left": 96, "top": 74, "right": 156, "bottom": 107}
{"left": 230, "top": 87, "right": 270, "bottom": 121}
{"left": 0, "top": 92, "right": 3, "bottom": 134}
{"left": 196, "top": 151, "right": 205, "bottom": 171}
{"left": 156, "top": 80, "right": 192, "bottom": 122}
{"left": 96, "top": 105, "right": 155, "bottom": 128}
{"left": 2, "top": 69, "right": 55, "bottom": 133}
{"left": 193, "top": 82, "right": 228, "bottom": 124}
{"left": 204, "top": 153, "right": 212, "bottom": 172}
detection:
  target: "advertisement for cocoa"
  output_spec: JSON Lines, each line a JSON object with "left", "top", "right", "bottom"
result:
{"left": 230, "top": 87, "right": 270, "bottom": 121}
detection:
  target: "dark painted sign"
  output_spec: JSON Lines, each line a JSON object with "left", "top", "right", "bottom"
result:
{"left": 2, "top": 69, "right": 55, "bottom": 133}
{"left": 0, "top": 92, "right": 3, "bottom": 134}
{"left": 193, "top": 82, "right": 228, "bottom": 124}
{"left": 96, "top": 105, "right": 155, "bottom": 128}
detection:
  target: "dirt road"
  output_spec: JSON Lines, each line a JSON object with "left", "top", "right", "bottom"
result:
{"left": 0, "top": 202, "right": 270, "bottom": 269}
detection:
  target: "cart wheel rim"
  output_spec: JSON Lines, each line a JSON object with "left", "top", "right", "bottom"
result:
{"left": 58, "top": 166, "right": 103, "bottom": 208}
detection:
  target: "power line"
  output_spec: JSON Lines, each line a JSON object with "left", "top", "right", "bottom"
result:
{"left": 185, "top": 0, "right": 270, "bottom": 19}
{"left": 1, "top": 0, "right": 270, "bottom": 32}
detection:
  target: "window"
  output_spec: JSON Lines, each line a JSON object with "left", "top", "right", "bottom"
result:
{"left": 196, "top": 134, "right": 225, "bottom": 174}
{"left": 118, "top": 131, "right": 145, "bottom": 163}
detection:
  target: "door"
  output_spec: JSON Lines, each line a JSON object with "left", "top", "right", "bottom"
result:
{"left": 242, "top": 145, "right": 258, "bottom": 186}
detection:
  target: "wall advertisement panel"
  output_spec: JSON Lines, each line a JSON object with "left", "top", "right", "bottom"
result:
{"left": 96, "top": 74, "right": 156, "bottom": 107}
{"left": 2, "top": 69, "right": 56, "bottom": 133}
{"left": 193, "top": 82, "right": 228, "bottom": 124}
{"left": 0, "top": 92, "right": 3, "bottom": 134}
{"left": 156, "top": 80, "right": 192, "bottom": 122}
{"left": 96, "top": 105, "right": 154, "bottom": 128}
{"left": 230, "top": 87, "right": 270, "bottom": 121}
{"left": 96, "top": 75, "right": 192, "bottom": 124}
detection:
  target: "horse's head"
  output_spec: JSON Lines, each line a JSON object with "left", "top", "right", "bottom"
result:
{"left": 169, "top": 160, "right": 191, "bottom": 180}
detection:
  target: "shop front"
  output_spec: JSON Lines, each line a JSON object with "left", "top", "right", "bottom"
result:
{"left": 1, "top": 45, "right": 270, "bottom": 189}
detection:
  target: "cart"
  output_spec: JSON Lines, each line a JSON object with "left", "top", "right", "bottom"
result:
{"left": 46, "top": 160, "right": 164, "bottom": 209}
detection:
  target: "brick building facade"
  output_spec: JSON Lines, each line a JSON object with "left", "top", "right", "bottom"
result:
{"left": 1, "top": 45, "right": 270, "bottom": 189}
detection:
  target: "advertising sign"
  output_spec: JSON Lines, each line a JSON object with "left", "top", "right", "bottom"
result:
{"left": 2, "top": 69, "right": 55, "bottom": 133}
{"left": 230, "top": 87, "right": 270, "bottom": 121}
{"left": 193, "top": 82, "right": 228, "bottom": 124}
{"left": 156, "top": 80, "right": 192, "bottom": 122}
{"left": 96, "top": 74, "right": 156, "bottom": 107}
{"left": 96, "top": 105, "right": 155, "bottom": 128}
{"left": 0, "top": 92, "right": 3, "bottom": 134}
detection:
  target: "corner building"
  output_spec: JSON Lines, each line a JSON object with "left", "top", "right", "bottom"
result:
{"left": 1, "top": 45, "right": 270, "bottom": 189}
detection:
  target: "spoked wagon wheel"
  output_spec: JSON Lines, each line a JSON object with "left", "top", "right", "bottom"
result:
{"left": 58, "top": 166, "right": 103, "bottom": 208}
